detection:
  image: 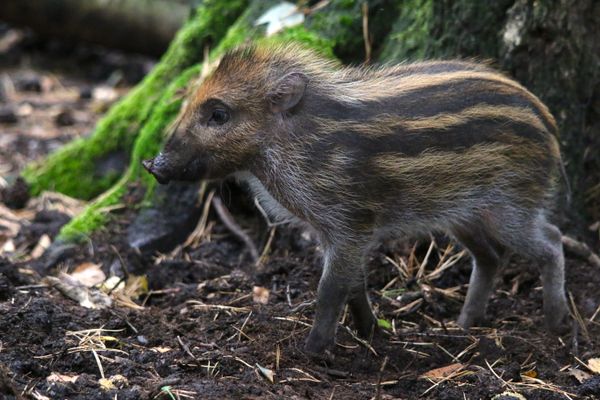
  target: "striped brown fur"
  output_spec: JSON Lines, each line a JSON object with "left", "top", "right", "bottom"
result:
{"left": 143, "top": 43, "right": 570, "bottom": 357}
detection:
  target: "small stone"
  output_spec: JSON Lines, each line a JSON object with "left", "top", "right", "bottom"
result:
{"left": 54, "top": 109, "right": 75, "bottom": 126}
{"left": 0, "top": 177, "right": 29, "bottom": 209}
{"left": 16, "top": 103, "right": 33, "bottom": 117}
{"left": 0, "top": 105, "right": 18, "bottom": 124}
{"left": 16, "top": 74, "right": 42, "bottom": 92}
{"left": 79, "top": 86, "right": 93, "bottom": 99}
{"left": 127, "top": 182, "right": 203, "bottom": 254}
{"left": 137, "top": 336, "right": 149, "bottom": 345}
{"left": 92, "top": 86, "right": 118, "bottom": 102}
{"left": 0, "top": 273, "right": 12, "bottom": 301}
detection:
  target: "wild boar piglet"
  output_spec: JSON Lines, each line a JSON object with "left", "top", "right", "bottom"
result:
{"left": 143, "top": 43, "right": 570, "bottom": 355}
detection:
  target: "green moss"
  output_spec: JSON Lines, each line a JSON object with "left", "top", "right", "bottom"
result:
{"left": 261, "top": 26, "right": 336, "bottom": 59}
{"left": 380, "top": 0, "right": 513, "bottom": 62}
{"left": 305, "top": 0, "right": 401, "bottom": 63}
{"left": 305, "top": 0, "right": 363, "bottom": 62}
{"left": 22, "top": 0, "right": 248, "bottom": 199}
{"left": 379, "top": 0, "right": 434, "bottom": 61}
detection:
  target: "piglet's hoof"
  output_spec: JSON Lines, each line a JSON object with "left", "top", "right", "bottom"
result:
{"left": 457, "top": 312, "right": 489, "bottom": 331}
{"left": 304, "top": 333, "right": 335, "bottom": 362}
{"left": 303, "top": 344, "right": 335, "bottom": 363}
{"left": 355, "top": 318, "right": 379, "bottom": 340}
{"left": 546, "top": 312, "right": 573, "bottom": 336}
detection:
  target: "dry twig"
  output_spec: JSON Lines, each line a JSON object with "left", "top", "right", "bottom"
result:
{"left": 361, "top": 2, "right": 372, "bottom": 63}
{"left": 212, "top": 195, "right": 259, "bottom": 261}
{"left": 562, "top": 235, "right": 600, "bottom": 268}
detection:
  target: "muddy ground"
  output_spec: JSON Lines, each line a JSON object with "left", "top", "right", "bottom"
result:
{"left": 1, "top": 27, "right": 599, "bottom": 400}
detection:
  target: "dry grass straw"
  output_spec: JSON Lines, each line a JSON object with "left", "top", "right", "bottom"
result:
{"left": 65, "top": 327, "right": 127, "bottom": 379}
{"left": 483, "top": 359, "right": 577, "bottom": 399}
{"left": 381, "top": 239, "right": 466, "bottom": 321}
{"left": 186, "top": 299, "right": 251, "bottom": 314}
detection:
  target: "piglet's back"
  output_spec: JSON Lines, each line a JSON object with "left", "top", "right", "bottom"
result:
{"left": 297, "top": 57, "right": 561, "bottom": 217}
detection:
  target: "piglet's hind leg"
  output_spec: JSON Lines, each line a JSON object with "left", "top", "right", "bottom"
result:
{"left": 305, "top": 245, "right": 366, "bottom": 355}
{"left": 454, "top": 226, "right": 508, "bottom": 329}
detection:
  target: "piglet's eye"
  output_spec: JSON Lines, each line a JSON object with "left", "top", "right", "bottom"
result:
{"left": 208, "top": 108, "right": 230, "bottom": 126}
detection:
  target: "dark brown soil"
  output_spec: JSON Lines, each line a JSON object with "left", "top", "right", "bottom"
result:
{"left": 1, "top": 26, "right": 599, "bottom": 400}
{"left": 2, "top": 218, "right": 600, "bottom": 400}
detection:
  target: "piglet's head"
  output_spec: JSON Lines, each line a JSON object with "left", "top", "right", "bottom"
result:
{"left": 143, "top": 45, "right": 308, "bottom": 185}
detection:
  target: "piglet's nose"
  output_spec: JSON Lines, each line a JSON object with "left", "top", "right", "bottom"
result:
{"left": 142, "top": 156, "right": 171, "bottom": 184}
{"left": 142, "top": 158, "right": 154, "bottom": 173}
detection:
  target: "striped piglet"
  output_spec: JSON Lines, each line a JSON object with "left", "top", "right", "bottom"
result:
{"left": 143, "top": 44, "right": 570, "bottom": 355}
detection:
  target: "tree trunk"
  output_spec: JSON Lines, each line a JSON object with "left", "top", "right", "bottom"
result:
{"left": 0, "top": 0, "right": 191, "bottom": 56}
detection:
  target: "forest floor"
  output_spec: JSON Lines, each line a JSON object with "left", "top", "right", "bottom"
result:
{"left": 1, "top": 27, "right": 599, "bottom": 400}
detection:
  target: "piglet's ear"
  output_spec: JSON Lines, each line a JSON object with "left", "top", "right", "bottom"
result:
{"left": 268, "top": 72, "right": 308, "bottom": 113}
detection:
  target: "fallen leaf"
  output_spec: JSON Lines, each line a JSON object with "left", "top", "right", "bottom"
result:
{"left": 420, "top": 363, "right": 464, "bottom": 380}
{"left": 44, "top": 273, "right": 112, "bottom": 309}
{"left": 255, "top": 2, "right": 305, "bottom": 36}
{"left": 151, "top": 346, "right": 172, "bottom": 353}
{"left": 522, "top": 369, "right": 537, "bottom": 378}
{"left": 46, "top": 372, "right": 78, "bottom": 383}
{"left": 255, "top": 363, "right": 274, "bottom": 383}
{"left": 0, "top": 204, "right": 21, "bottom": 236}
{"left": 99, "top": 378, "right": 115, "bottom": 391}
{"left": 125, "top": 275, "right": 148, "bottom": 297}
{"left": 71, "top": 262, "right": 105, "bottom": 287}
{"left": 588, "top": 358, "right": 600, "bottom": 374}
{"left": 1, "top": 239, "right": 15, "bottom": 254}
{"left": 253, "top": 286, "right": 270, "bottom": 304}
{"left": 16, "top": 103, "right": 33, "bottom": 117}
{"left": 35, "top": 191, "right": 86, "bottom": 217}
{"left": 568, "top": 367, "right": 592, "bottom": 383}
{"left": 377, "top": 318, "right": 392, "bottom": 330}
{"left": 99, "top": 374, "right": 128, "bottom": 391}
{"left": 112, "top": 292, "right": 145, "bottom": 310}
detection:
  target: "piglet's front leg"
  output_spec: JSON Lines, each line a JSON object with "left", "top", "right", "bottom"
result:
{"left": 304, "top": 244, "right": 376, "bottom": 355}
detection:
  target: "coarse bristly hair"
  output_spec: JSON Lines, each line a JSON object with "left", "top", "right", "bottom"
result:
{"left": 152, "top": 41, "right": 571, "bottom": 354}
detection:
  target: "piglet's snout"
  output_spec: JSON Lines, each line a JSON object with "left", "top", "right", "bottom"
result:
{"left": 142, "top": 154, "right": 171, "bottom": 185}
